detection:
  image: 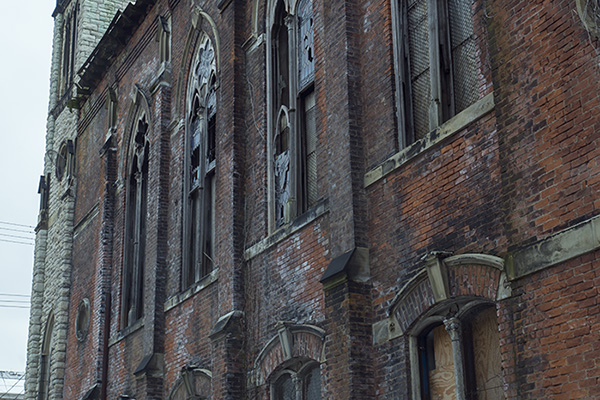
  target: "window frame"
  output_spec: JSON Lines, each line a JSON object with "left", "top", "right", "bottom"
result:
{"left": 59, "top": 2, "right": 79, "bottom": 97}
{"left": 158, "top": 15, "right": 171, "bottom": 65}
{"left": 267, "top": 0, "right": 317, "bottom": 232}
{"left": 121, "top": 112, "right": 150, "bottom": 329}
{"left": 182, "top": 33, "right": 218, "bottom": 290}
{"left": 409, "top": 299, "right": 502, "bottom": 400}
{"left": 270, "top": 359, "right": 321, "bottom": 400}
{"left": 391, "top": 0, "right": 479, "bottom": 149}
{"left": 38, "top": 313, "right": 55, "bottom": 400}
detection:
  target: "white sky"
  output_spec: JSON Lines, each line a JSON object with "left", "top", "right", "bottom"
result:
{"left": 0, "top": 0, "right": 54, "bottom": 386}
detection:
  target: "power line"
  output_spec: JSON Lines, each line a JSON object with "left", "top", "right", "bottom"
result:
{"left": 0, "top": 233, "right": 35, "bottom": 241}
{"left": 0, "top": 305, "right": 30, "bottom": 309}
{"left": 0, "top": 371, "right": 25, "bottom": 399}
{"left": 0, "top": 227, "right": 34, "bottom": 234}
{"left": 0, "top": 294, "right": 30, "bottom": 298}
{"left": 0, "top": 221, "right": 35, "bottom": 229}
{"left": 0, "top": 239, "right": 34, "bottom": 246}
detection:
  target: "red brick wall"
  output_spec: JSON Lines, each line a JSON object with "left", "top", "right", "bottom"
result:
{"left": 60, "top": 0, "right": 600, "bottom": 399}
{"left": 499, "top": 250, "right": 600, "bottom": 399}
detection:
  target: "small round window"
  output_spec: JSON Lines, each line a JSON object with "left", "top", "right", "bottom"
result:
{"left": 75, "top": 298, "right": 90, "bottom": 341}
{"left": 55, "top": 144, "right": 68, "bottom": 181}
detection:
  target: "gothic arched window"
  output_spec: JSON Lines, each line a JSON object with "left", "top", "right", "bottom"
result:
{"left": 269, "top": 0, "right": 317, "bottom": 230}
{"left": 38, "top": 314, "right": 55, "bottom": 400}
{"left": 271, "top": 360, "right": 321, "bottom": 400}
{"left": 122, "top": 112, "right": 149, "bottom": 327}
{"left": 183, "top": 34, "right": 217, "bottom": 289}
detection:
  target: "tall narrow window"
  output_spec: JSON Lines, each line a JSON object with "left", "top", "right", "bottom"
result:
{"left": 184, "top": 35, "right": 217, "bottom": 289}
{"left": 60, "top": 3, "right": 78, "bottom": 96}
{"left": 270, "top": 0, "right": 318, "bottom": 230}
{"left": 38, "top": 174, "right": 50, "bottom": 225}
{"left": 108, "top": 88, "right": 118, "bottom": 132}
{"left": 39, "top": 314, "right": 55, "bottom": 400}
{"left": 122, "top": 115, "right": 149, "bottom": 327}
{"left": 158, "top": 15, "right": 171, "bottom": 64}
{"left": 394, "top": 0, "right": 478, "bottom": 147}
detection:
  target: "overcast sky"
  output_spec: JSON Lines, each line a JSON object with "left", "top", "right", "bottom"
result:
{"left": 0, "top": 0, "right": 54, "bottom": 386}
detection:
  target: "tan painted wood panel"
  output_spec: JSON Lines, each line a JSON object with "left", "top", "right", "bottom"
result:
{"left": 430, "top": 325, "right": 456, "bottom": 400}
{"left": 472, "top": 307, "right": 503, "bottom": 400}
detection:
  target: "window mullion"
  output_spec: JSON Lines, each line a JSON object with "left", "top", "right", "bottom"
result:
{"left": 443, "top": 317, "right": 467, "bottom": 400}
{"left": 130, "top": 168, "right": 145, "bottom": 323}
{"left": 287, "top": 15, "right": 299, "bottom": 221}
{"left": 398, "top": 0, "right": 414, "bottom": 147}
{"left": 427, "top": 0, "right": 442, "bottom": 130}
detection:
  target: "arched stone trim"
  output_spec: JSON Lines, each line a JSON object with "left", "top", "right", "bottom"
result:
{"left": 389, "top": 253, "right": 509, "bottom": 337}
{"left": 251, "top": 323, "right": 325, "bottom": 386}
{"left": 168, "top": 366, "right": 212, "bottom": 400}
{"left": 174, "top": 7, "right": 220, "bottom": 120}
{"left": 117, "top": 86, "right": 152, "bottom": 182}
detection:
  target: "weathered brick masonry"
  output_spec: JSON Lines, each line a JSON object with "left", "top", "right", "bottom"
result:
{"left": 27, "top": 0, "right": 600, "bottom": 399}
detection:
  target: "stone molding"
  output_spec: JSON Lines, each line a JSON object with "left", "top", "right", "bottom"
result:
{"left": 250, "top": 323, "right": 326, "bottom": 386}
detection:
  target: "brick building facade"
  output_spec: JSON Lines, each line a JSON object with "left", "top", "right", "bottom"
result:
{"left": 26, "top": 0, "right": 600, "bottom": 399}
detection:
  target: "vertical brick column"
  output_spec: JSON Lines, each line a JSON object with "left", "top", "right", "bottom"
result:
{"left": 320, "top": 248, "right": 374, "bottom": 399}
{"left": 209, "top": 311, "right": 246, "bottom": 400}
{"left": 321, "top": 275, "right": 375, "bottom": 399}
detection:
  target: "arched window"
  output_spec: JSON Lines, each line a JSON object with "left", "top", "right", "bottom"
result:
{"left": 183, "top": 34, "right": 217, "bottom": 289}
{"left": 388, "top": 253, "right": 508, "bottom": 400}
{"left": 271, "top": 360, "right": 321, "bottom": 400}
{"left": 122, "top": 111, "right": 149, "bottom": 327}
{"left": 392, "top": 0, "right": 479, "bottom": 148}
{"left": 38, "top": 314, "right": 55, "bottom": 400}
{"left": 269, "top": 0, "right": 317, "bottom": 229}
{"left": 413, "top": 301, "right": 502, "bottom": 400}
{"left": 169, "top": 367, "right": 212, "bottom": 400}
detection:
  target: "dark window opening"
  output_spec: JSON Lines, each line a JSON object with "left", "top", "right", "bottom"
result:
{"left": 122, "top": 117, "right": 148, "bottom": 328}
{"left": 184, "top": 36, "right": 217, "bottom": 289}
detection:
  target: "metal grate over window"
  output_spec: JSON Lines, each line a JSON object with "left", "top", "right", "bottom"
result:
{"left": 275, "top": 374, "right": 295, "bottom": 400}
{"left": 407, "top": 0, "right": 430, "bottom": 140}
{"left": 448, "top": 0, "right": 478, "bottom": 113}
{"left": 304, "top": 366, "right": 321, "bottom": 400}
{"left": 304, "top": 91, "right": 317, "bottom": 209}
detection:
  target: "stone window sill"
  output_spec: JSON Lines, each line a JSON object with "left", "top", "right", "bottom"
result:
{"left": 244, "top": 198, "right": 328, "bottom": 260}
{"left": 164, "top": 267, "right": 219, "bottom": 312}
{"left": 109, "top": 318, "right": 144, "bottom": 347}
{"left": 364, "top": 93, "right": 495, "bottom": 188}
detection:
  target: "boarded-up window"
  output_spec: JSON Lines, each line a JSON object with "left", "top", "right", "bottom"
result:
{"left": 418, "top": 305, "right": 502, "bottom": 400}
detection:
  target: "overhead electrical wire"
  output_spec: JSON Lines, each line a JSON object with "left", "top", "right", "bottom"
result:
{"left": 0, "top": 221, "right": 35, "bottom": 229}
{"left": 0, "top": 239, "right": 33, "bottom": 246}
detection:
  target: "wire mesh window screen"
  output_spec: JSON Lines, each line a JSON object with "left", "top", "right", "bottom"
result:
{"left": 448, "top": 0, "right": 478, "bottom": 113}
{"left": 304, "top": 91, "right": 317, "bottom": 209}
{"left": 304, "top": 366, "right": 321, "bottom": 400}
{"left": 408, "top": 0, "right": 431, "bottom": 140}
{"left": 275, "top": 374, "right": 295, "bottom": 400}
